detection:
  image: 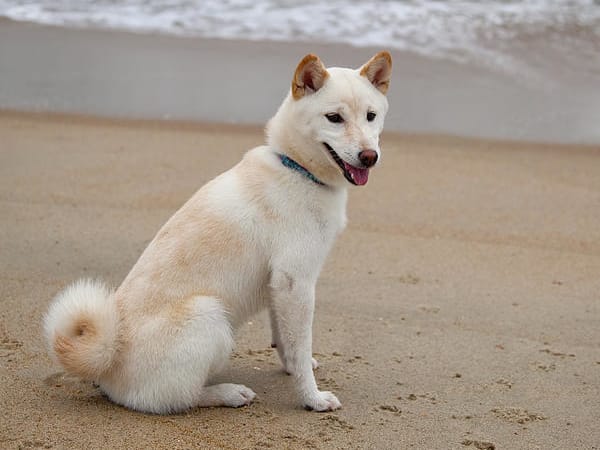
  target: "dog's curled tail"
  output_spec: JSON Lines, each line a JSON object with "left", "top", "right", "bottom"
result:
{"left": 44, "top": 279, "right": 120, "bottom": 380}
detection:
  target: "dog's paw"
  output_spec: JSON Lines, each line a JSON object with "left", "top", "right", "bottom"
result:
{"left": 221, "top": 384, "right": 257, "bottom": 408}
{"left": 303, "top": 391, "right": 341, "bottom": 412}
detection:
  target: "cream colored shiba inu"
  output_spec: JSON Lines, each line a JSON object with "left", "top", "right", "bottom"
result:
{"left": 44, "top": 51, "right": 392, "bottom": 413}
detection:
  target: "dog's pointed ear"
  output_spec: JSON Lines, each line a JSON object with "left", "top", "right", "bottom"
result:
{"left": 292, "top": 54, "right": 329, "bottom": 100}
{"left": 360, "top": 51, "right": 392, "bottom": 95}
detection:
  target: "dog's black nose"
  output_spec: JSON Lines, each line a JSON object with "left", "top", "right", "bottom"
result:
{"left": 358, "top": 150, "right": 378, "bottom": 168}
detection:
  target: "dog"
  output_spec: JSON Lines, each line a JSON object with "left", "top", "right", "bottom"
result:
{"left": 44, "top": 51, "right": 392, "bottom": 413}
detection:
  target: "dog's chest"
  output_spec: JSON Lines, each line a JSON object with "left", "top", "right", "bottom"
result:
{"left": 266, "top": 186, "right": 347, "bottom": 259}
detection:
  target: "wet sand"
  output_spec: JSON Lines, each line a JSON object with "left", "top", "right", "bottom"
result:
{"left": 1, "top": 111, "right": 599, "bottom": 449}
{"left": 1, "top": 20, "right": 600, "bottom": 144}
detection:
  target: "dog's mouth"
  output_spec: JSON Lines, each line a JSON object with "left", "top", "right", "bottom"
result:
{"left": 323, "top": 143, "right": 369, "bottom": 186}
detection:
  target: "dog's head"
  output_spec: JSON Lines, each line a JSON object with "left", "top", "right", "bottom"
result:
{"left": 267, "top": 52, "right": 392, "bottom": 187}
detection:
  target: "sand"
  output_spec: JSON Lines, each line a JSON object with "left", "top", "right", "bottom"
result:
{"left": 1, "top": 110, "right": 599, "bottom": 449}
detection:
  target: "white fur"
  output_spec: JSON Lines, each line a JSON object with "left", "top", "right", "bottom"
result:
{"left": 44, "top": 279, "right": 119, "bottom": 376}
{"left": 44, "top": 52, "right": 391, "bottom": 413}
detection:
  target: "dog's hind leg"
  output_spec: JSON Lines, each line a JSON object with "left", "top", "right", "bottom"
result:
{"left": 111, "top": 295, "right": 256, "bottom": 413}
{"left": 178, "top": 296, "right": 256, "bottom": 409}
{"left": 196, "top": 383, "right": 256, "bottom": 407}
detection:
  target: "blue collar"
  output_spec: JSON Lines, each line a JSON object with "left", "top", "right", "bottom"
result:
{"left": 277, "top": 153, "right": 326, "bottom": 186}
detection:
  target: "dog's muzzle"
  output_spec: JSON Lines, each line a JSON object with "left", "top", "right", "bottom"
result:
{"left": 323, "top": 142, "right": 373, "bottom": 186}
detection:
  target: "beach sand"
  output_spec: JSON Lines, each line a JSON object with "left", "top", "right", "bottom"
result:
{"left": 1, "top": 110, "right": 599, "bottom": 449}
{"left": 2, "top": 17, "right": 600, "bottom": 450}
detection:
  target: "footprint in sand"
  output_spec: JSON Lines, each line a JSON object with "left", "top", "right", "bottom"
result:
{"left": 461, "top": 439, "right": 496, "bottom": 450}
{"left": 491, "top": 407, "right": 546, "bottom": 424}
{"left": 378, "top": 404, "right": 401, "bottom": 415}
{"left": 319, "top": 414, "right": 355, "bottom": 430}
{"left": 529, "top": 361, "right": 556, "bottom": 372}
{"left": 539, "top": 348, "right": 575, "bottom": 358}
{"left": 0, "top": 332, "right": 23, "bottom": 361}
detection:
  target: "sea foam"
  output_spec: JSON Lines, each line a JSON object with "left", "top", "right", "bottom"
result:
{"left": 1, "top": 0, "right": 599, "bottom": 79}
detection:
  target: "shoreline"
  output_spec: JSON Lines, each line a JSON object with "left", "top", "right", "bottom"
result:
{"left": 1, "top": 20, "right": 600, "bottom": 145}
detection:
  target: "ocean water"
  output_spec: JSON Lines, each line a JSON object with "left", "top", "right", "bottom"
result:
{"left": 1, "top": 0, "right": 599, "bottom": 80}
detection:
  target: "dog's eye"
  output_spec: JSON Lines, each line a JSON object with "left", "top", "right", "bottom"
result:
{"left": 325, "top": 113, "right": 344, "bottom": 124}
{"left": 366, "top": 111, "right": 376, "bottom": 122}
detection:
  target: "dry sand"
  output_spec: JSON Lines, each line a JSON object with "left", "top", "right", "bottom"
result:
{"left": 1, "top": 110, "right": 599, "bottom": 449}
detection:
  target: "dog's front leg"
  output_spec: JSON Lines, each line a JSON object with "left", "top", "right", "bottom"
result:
{"left": 269, "top": 306, "right": 319, "bottom": 373}
{"left": 269, "top": 269, "right": 341, "bottom": 411}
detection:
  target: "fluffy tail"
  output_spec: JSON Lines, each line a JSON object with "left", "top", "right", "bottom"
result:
{"left": 44, "top": 279, "right": 120, "bottom": 380}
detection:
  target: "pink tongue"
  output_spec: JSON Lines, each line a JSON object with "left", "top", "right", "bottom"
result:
{"left": 344, "top": 162, "right": 369, "bottom": 185}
